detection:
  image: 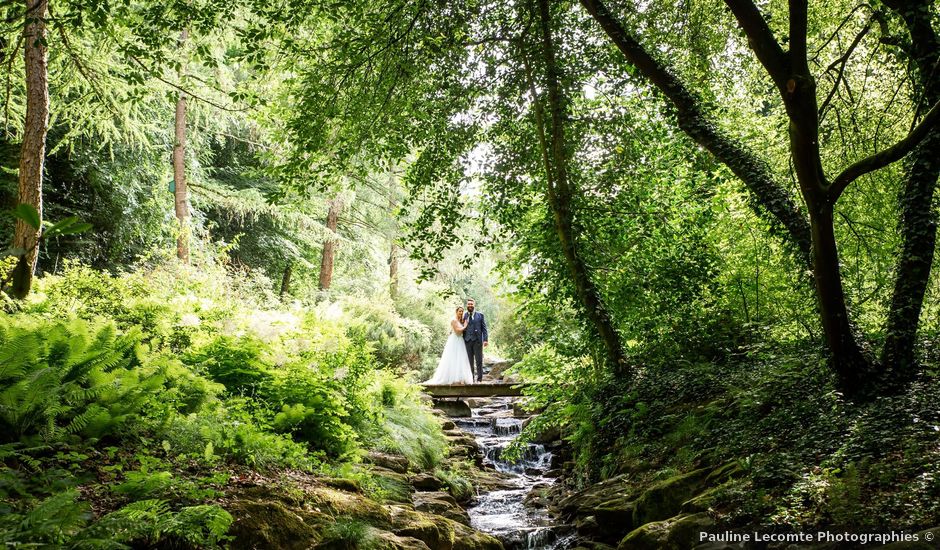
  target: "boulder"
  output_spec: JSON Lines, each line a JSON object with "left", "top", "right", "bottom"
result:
{"left": 412, "top": 473, "right": 444, "bottom": 491}
{"left": 389, "top": 506, "right": 503, "bottom": 550}
{"left": 365, "top": 451, "right": 411, "bottom": 474}
{"left": 434, "top": 399, "right": 472, "bottom": 418}
{"left": 227, "top": 499, "right": 319, "bottom": 550}
{"left": 414, "top": 491, "right": 470, "bottom": 525}
{"left": 373, "top": 530, "right": 433, "bottom": 550}
{"left": 631, "top": 468, "right": 711, "bottom": 527}
{"left": 487, "top": 360, "right": 514, "bottom": 380}
{"left": 617, "top": 513, "right": 714, "bottom": 550}
{"left": 441, "top": 420, "right": 457, "bottom": 431}
{"left": 466, "top": 398, "right": 492, "bottom": 408}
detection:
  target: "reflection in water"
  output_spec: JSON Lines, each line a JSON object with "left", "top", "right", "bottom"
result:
{"left": 457, "top": 397, "right": 574, "bottom": 550}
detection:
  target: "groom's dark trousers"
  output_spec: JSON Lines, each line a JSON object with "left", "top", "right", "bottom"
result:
{"left": 463, "top": 312, "right": 488, "bottom": 381}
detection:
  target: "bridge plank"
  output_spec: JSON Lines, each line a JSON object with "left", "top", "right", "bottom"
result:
{"left": 421, "top": 383, "right": 528, "bottom": 398}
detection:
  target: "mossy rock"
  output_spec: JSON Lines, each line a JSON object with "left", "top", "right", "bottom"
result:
{"left": 389, "top": 506, "right": 502, "bottom": 550}
{"left": 631, "top": 468, "right": 711, "bottom": 527}
{"left": 414, "top": 491, "right": 470, "bottom": 525}
{"left": 390, "top": 506, "right": 458, "bottom": 549}
{"left": 227, "top": 499, "right": 321, "bottom": 549}
{"left": 557, "top": 474, "right": 635, "bottom": 521}
{"left": 307, "top": 485, "right": 393, "bottom": 528}
{"left": 617, "top": 513, "right": 714, "bottom": 550}
{"left": 373, "top": 529, "right": 433, "bottom": 550}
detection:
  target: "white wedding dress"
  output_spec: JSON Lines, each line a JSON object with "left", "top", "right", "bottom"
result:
{"left": 425, "top": 322, "right": 474, "bottom": 385}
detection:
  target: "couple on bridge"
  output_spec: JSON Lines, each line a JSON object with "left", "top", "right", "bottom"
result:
{"left": 425, "top": 298, "right": 489, "bottom": 385}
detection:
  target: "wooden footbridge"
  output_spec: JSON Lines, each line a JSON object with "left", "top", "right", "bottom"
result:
{"left": 420, "top": 383, "right": 529, "bottom": 398}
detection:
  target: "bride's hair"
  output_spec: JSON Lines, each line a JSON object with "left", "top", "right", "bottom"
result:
{"left": 455, "top": 306, "right": 464, "bottom": 319}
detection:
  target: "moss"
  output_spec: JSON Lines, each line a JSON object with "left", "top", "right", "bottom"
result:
{"left": 617, "top": 513, "right": 714, "bottom": 550}
{"left": 227, "top": 499, "right": 320, "bottom": 550}
{"left": 631, "top": 468, "right": 710, "bottom": 527}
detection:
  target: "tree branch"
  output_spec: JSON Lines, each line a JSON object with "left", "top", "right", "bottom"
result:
{"left": 579, "top": 0, "right": 813, "bottom": 266}
{"left": 723, "top": 0, "right": 790, "bottom": 90}
{"left": 830, "top": 99, "right": 940, "bottom": 200}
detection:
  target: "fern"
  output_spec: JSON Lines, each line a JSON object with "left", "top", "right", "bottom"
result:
{"left": 0, "top": 317, "right": 187, "bottom": 443}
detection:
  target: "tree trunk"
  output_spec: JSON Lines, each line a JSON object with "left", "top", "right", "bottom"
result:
{"left": 280, "top": 262, "right": 292, "bottom": 298}
{"left": 880, "top": 0, "right": 940, "bottom": 381}
{"left": 11, "top": 0, "right": 49, "bottom": 299}
{"left": 779, "top": 2, "right": 874, "bottom": 395}
{"left": 531, "top": 0, "right": 630, "bottom": 374}
{"left": 173, "top": 29, "right": 189, "bottom": 263}
{"left": 389, "top": 242, "right": 400, "bottom": 299}
{"left": 809, "top": 204, "right": 872, "bottom": 394}
{"left": 388, "top": 174, "right": 400, "bottom": 299}
{"left": 318, "top": 197, "right": 342, "bottom": 291}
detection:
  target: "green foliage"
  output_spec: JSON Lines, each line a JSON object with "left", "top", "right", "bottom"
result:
{"left": 318, "top": 518, "right": 375, "bottom": 550}
{"left": 185, "top": 335, "right": 272, "bottom": 395}
{"left": 0, "top": 316, "right": 202, "bottom": 443}
{"left": 369, "top": 375, "right": 447, "bottom": 470}
{"left": 0, "top": 490, "right": 232, "bottom": 549}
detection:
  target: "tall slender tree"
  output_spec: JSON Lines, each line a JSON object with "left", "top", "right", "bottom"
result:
{"left": 173, "top": 29, "right": 190, "bottom": 263}
{"left": 522, "top": 0, "right": 629, "bottom": 374}
{"left": 11, "top": 0, "right": 50, "bottom": 299}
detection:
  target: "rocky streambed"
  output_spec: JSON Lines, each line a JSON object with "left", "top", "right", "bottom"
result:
{"left": 455, "top": 397, "right": 575, "bottom": 549}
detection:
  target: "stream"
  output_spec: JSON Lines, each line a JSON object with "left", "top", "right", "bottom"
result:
{"left": 454, "top": 397, "right": 575, "bottom": 550}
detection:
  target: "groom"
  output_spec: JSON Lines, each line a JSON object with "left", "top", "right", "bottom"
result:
{"left": 462, "top": 299, "right": 488, "bottom": 383}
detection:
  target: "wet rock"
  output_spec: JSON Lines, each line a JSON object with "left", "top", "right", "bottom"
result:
{"left": 466, "top": 398, "right": 492, "bottom": 408}
{"left": 441, "top": 420, "right": 457, "bottom": 430}
{"left": 617, "top": 512, "right": 714, "bottom": 550}
{"left": 365, "top": 451, "right": 411, "bottom": 474}
{"left": 435, "top": 399, "right": 472, "bottom": 417}
{"left": 412, "top": 473, "right": 444, "bottom": 491}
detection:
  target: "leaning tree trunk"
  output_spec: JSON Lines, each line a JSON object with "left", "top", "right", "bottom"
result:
{"left": 11, "top": 0, "right": 49, "bottom": 299}
{"left": 318, "top": 197, "right": 342, "bottom": 291}
{"left": 173, "top": 29, "right": 189, "bottom": 263}
{"left": 529, "top": 0, "right": 630, "bottom": 375}
{"left": 880, "top": 0, "right": 940, "bottom": 382}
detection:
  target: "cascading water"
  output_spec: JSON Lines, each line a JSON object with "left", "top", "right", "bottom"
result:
{"left": 454, "top": 397, "right": 575, "bottom": 550}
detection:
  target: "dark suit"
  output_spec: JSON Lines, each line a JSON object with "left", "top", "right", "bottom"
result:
{"left": 462, "top": 311, "right": 488, "bottom": 381}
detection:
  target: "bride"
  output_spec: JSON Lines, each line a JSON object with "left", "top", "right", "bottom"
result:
{"left": 425, "top": 307, "right": 474, "bottom": 385}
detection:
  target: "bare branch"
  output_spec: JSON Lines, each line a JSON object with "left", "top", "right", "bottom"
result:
{"left": 830, "top": 99, "right": 940, "bottom": 199}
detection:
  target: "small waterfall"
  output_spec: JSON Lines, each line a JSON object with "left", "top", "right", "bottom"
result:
{"left": 454, "top": 397, "right": 570, "bottom": 550}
